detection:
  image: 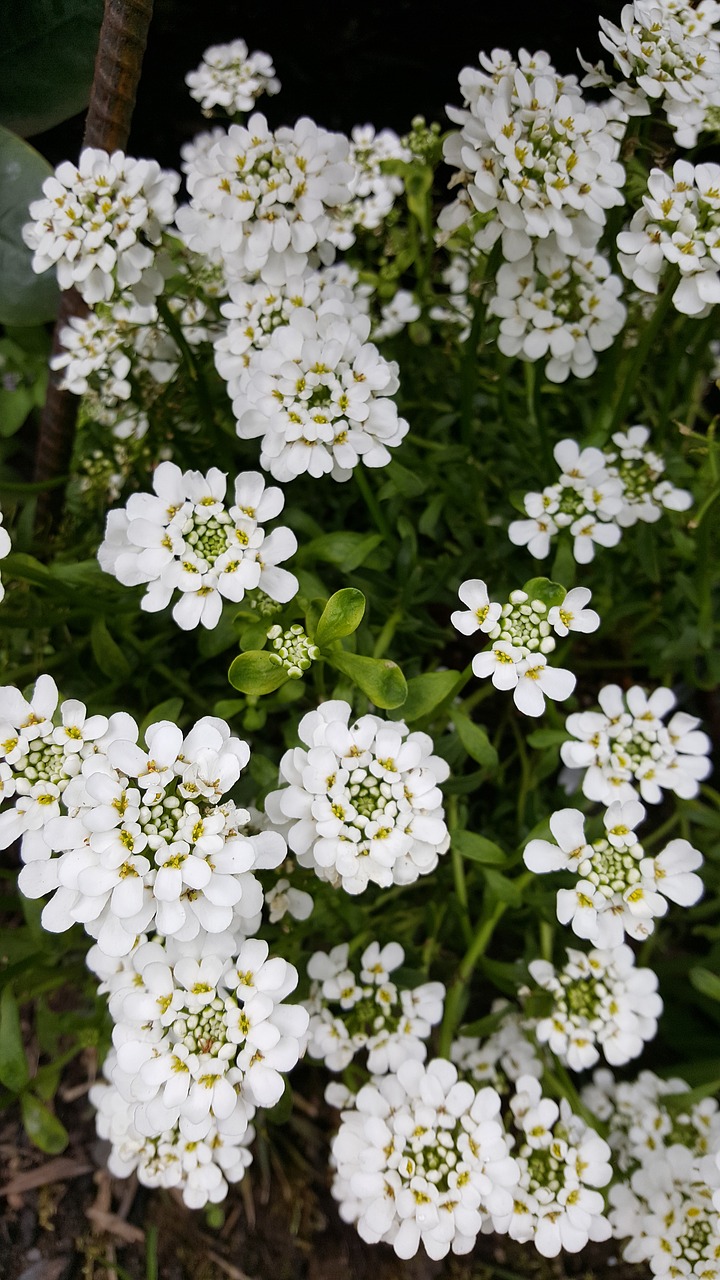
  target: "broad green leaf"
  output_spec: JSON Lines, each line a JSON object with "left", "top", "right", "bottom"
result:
{"left": 690, "top": 967, "right": 720, "bottom": 1003}
{"left": 0, "top": 0, "right": 103, "bottom": 137}
{"left": 454, "top": 831, "right": 507, "bottom": 866}
{"left": 0, "top": 386, "right": 33, "bottom": 436}
{"left": 329, "top": 650, "right": 407, "bottom": 709}
{"left": 20, "top": 1092, "right": 68, "bottom": 1155}
{"left": 139, "top": 698, "right": 184, "bottom": 741}
{"left": 390, "top": 670, "right": 459, "bottom": 722}
{"left": 314, "top": 588, "right": 366, "bottom": 648}
{"left": 238, "top": 622, "right": 269, "bottom": 651}
{"left": 0, "top": 126, "right": 59, "bottom": 326}
{"left": 228, "top": 650, "right": 288, "bottom": 696}
{"left": 212, "top": 698, "right": 246, "bottom": 721}
{"left": 0, "top": 985, "right": 30, "bottom": 1092}
{"left": 301, "top": 531, "right": 382, "bottom": 572}
{"left": 454, "top": 713, "right": 498, "bottom": 767}
{"left": 90, "top": 617, "right": 132, "bottom": 681}
{"left": 522, "top": 577, "right": 567, "bottom": 611}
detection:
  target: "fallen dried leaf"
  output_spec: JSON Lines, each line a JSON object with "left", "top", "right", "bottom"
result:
{"left": 0, "top": 1159, "right": 92, "bottom": 1198}
{"left": 85, "top": 1207, "right": 145, "bottom": 1245}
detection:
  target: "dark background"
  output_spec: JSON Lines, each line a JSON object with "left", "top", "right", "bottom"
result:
{"left": 35, "top": 0, "right": 627, "bottom": 168}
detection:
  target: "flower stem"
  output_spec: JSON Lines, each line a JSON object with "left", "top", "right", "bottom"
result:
{"left": 372, "top": 609, "right": 402, "bottom": 659}
{"left": 354, "top": 467, "right": 392, "bottom": 542}
{"left": 156, "top": 296, "right": 215, "bottom": 433}
{"left": 448, "top": 797, "right": 473, "bottom": 947}
{"left": 606, "top": 270, "right": 680, "bottom": 437}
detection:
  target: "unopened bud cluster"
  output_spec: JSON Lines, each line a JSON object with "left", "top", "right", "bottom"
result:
{"left": 267, "top": 624, "right": 319, "bottom": 678}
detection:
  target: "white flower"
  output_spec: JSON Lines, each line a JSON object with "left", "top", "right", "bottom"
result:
{"left": 604, "top": 424, "right": 693, "bottom": 526}
{"left": 329, "top": 125, "right": 411, "bottom": 248}
{"left": 451, "top": 1005, "right": 543, "bottom": 1094}
{"left": 509, "top": 439, "right": 624, "bottom": 563}
{"left": 373, "top": 289, "right": 421, "bottom": 341}
{"left": 97, "top": 462, "right": 298, "bottom": 630}
{"left": 17, "top": 713, "right": 286, "bottom": 955}
{"left": 618, "top": 162, "right": 720, "bottom": 317}
{"left": 548, "top": 587, "right": 600, "bottom": 636}
{"left": 185, "top": 40, "right": 280, "bottom": 116}
{"left": 331, "top": 1058, "right": 519, "bottom": 1259}
{"left": 507, "top": 1075, "right": 612, "bottom": 1257}
{"left": 590, "top": 0, "right": 720, "bottom": 147}
{"left": 304, "top": 940, "right": 444, "bottom": 1073}
{"left": 232, "top": 308, "right": 408, "bottom": 483}
{"left": 455, "top": 583, "right": 584, "bottom": 717}
{"left": 526, "top": 943, "right": 662, "bottom": 1070}
{"left": 489, "top": 240, "right": 627, "bottom": 383}
{"left": 265, "top": 876, "right": 314, "bottom": 923}
{"left": 524, "top": 801, "right": 704, "bottom": 947}
{"left": 264, "top": 700, "right": 450, "bottom": 894}
{"left": 176, "top": 113, "right": 353, "bottom": 284}
{"left": 439, "top": 51, "right": 625, "bottom": 261}
{"left": 561, "top": 682, "right": 712, "bottom": 805}
{"left": 23, "top": 148, "right": 179, "bottom": 305}
{"left": 91, "top": 1053, "right": 255, "bottom": 1207}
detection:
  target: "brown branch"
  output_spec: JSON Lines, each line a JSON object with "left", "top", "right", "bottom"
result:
{"left": 34, "top": 0, "right": 155, "bottom": 529}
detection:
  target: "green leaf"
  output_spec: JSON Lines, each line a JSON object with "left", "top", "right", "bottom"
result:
{"left": 483, "top": 868, "right": 523, "bottom": 906}
{"left": 314, "top": 588, "right": 366, "bottom": 648}
{"left": 238, "top": 622, "right": 269, "bottom": 651}
{"left": 90, "top": 617, "right": 132, "bottom": 681}
{"left": 526, "top": 728, "right": 569, "bottom": 749}
{"left": 212, "top": 698, "right": 245, "bottom": 721}
{"left": 329, "top": 650, "right": 407, "bottom": 709}
{"left": 522, "top": 577, "right": 567, "bottom": 610}
{"left": 0, "top": 986, "right": 29, "bottom": 1092}
{"left": 454, "top": 831, "right": 507, "bottom": 865}
{"left": 139, "top": 697, "right": 184, "bottom": 740}
{"left": 0, "top": 386, "right": 33, "bottom": 436}
{"left": 301, "top": 531, "right": 382, "bottom": 572}
{"left": 454, "top": 713, "right": 499, "bottom": 767}
{"left": 690, "top": 967, "right": 720, "bottom": 1002}
{"left": 228, "top": 650, "right": 288, "bottom": 696}
{"left": 460, "top": 1007, "right": 510, "bottom": 1038}
{"left": 197, "top": 608, "right": 241, "bottom": 659}
{"left": 0, "top": 0, "right": 103, "bottom": 137}
{"left": 392, "top": 670, "right": 459, "bottom": 722}
{"left": 0, "top": 126, "right": 59, "bottom": 326}
{"left": 20, "top": 1093, "right": 68, "bottom": 1155}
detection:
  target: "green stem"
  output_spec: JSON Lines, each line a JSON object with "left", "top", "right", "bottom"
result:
{"left": 459, "top": 243, "right": 502, "bottom": 447}
{"left": 373, "top": 608, "right": 402, "bottom": 659}
{"left": 607, "top": 271, "right": 680, "bottom": 437}
{"left": 448, "top": 797, "right": 473, "bottom": 947}
{"left": 354, "top": 467, "right": 392, "bottom": 542}
{"left": 438, "top": 870, "right": 533, "bottom": 1056}
{"left": 156, "top": 297, "right": 214, "bottom": 432}
{"left": 524, "top": 362, "right": 551, "bottom": 470}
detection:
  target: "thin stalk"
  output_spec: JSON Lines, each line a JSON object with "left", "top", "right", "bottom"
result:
{"left": 607, "top": 271, "right": 680, "bottom": 437}
{"left": 373, "top": 608, "right": 402, "bottom": 660}
{"left": 156, "top": 296, "right": 214, "bottom": 432}
{"left": 354, "top": 467, "right": 392, "bottom": 542}
{"left": 448, "top": 797, "right": 473, "bottom": 947}
{"left": 459, "top": 243, "right": 502, "bottom": 447}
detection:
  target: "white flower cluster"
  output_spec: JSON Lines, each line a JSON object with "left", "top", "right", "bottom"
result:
{"left": 304, "top": 940, "right": 445, "bottom": 1073}
{"left": 23, "top": 148, "right": 179, "bottom": 305}
{"left": 524, "top": 799, "right": 704, "bottom": 946}
{"left": 98, "top": 462, "right": 298, "bottom": 630}
{"left": 330, "top": 1058, "right": 519, "bottom": 1260}
{"left": 373, "top": 288, "right": 421, "bottom": 341}
{"left": 91, "top": 1049, "right": 255, "bottom": 1209}
{"left": 509, "top": 431, "right": 692, "bottom": 562}
{"left": 88, "top": 930, "right": 307, "bottom": 1207}
{"left": 584, "top": 0, "right": 720, "bottom": 148}
{"left": 185, "top": 39, "right": 281, "bottom": 116}
{"left": 264, "top": 700, "right": 450, "bottom": 894}
{"left": 561, "top": 682, "right": 712, "bottom": 804}
{"left": 0, "top": 506, "right": 11, "bottom": 604}
{"left": 429, "top": 246, "right": 474, "bottom": 340}
{"left": 526, "top": 943, "right": 662, "bottom": 1070}
{"left": 451, "top": 1007, "right": 543, "bottom": 1093}
{"left": 214, "top": 265, "right": 369, "bottom": 378}
{"left": 451, "top": 579, "right": 600, "bottom": 716}
{"left": 176, "top": 113, "right": 353, "bottom": 286}
{"left": 230, "top": 307, "right": 409, "bottom": 482}
{"left": 439, "top": 48, "right": 626, "bottom": 263}
{"left": 584, "top": 1068, "right": 720, "bottom": 1280}
{"left": 505, "top": 1074, "right": 613, "bottom": 1257}
{"left": 329, "top": 125, "right": 411, "bottom": 249}
{"left": 489, "top": 239, "right": 626, "bottom": 383}
{"left": 13, "top": 693, "right": 286, "bottom": 956}
{"left": 618, "top": 161, "right": 720, "bottom": 316}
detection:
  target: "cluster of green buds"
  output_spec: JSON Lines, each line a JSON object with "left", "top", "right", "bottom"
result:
{"left": 267, "top": 624, "right": 319, "bottom": 679}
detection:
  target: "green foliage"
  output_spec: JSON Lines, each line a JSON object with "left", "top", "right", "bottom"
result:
{"left": 0, "top": 0, "right": 103, "bottom": 136}
{"left": 0, "top": 126, "right": 59, "bottom": 326}
{"left": 313, "top": 588, "right": 366, "bottom": 647}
